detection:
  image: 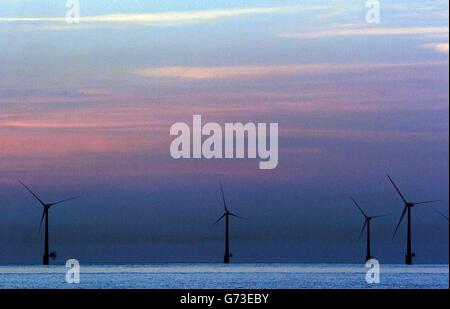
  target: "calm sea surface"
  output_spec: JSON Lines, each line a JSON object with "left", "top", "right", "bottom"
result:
{"left": 0, "top": 264, "right": 448, "bottom": 289}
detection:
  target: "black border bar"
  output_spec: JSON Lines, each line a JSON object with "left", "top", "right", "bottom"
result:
{"left": 0, "top": 289, "right": 448, "bottom": 306}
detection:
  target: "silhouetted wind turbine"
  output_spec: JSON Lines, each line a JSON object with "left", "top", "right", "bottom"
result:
{"left": 387, "top": 174, "right": 439, "bottom": 265}
{"left": 214, "top": 184, "right": 245, "bottom": 264}
{"left": 432, "top": 207, "right": 449, "bottom": 222}
{"left": 20, "top": 181, "right": 79, "bottom": 265}
{"left": 351, "top": 198, "right": 387, "bottom": 262}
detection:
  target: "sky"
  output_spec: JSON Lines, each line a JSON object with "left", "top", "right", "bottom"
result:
{"left": 0, "top": 0, "right": 448, "bottom": 264}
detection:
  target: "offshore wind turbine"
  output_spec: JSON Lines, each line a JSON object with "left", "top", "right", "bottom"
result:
{"left": 214, "top": 184, "right": 245, "bottom": 264}
{"left": 387, "top": 174, "right": 439, "bottom": 265}
{"left": 351, "top": 198, "right": 387, "bottom": 262}
{"left": 20, "top": 181, "right": 79, "bottom": 265}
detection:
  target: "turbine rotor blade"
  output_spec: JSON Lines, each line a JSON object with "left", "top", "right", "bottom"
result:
{"left": 414, "top": 200, "right": 440, "bottom": 206}
{"left": 358, "top": 219, "right": 368, "bottom": 240}
{"left": 371, "top": 214, "right": 389, "bottom": 219}
{"left": 351, "top": 197, "right": 368, "bottom": 218}
{"left": 19, "top": 181, "right": 46, "bottom": 207}
{"left": 50, "top": 196, "right": 81, "bottom": 207}
{"left": 393, "top": 206, "right": 407, "bottom": 239}
{"left": 386, "top": 174, "right": 407, "bottom": 204}
{"left": 39, "top": 209, "right": 46, "bottom": 231}
{"left": 219, "top": 183, "right": 229, "bottom": 212}
{"left": 213, "top": 213, "right": 226, "bottom": 225}
{"left": 432, "top": 207, "right": 449, "bottom": 221}
{"left": 229, "top": 212, "right": 246, "bottom": 220}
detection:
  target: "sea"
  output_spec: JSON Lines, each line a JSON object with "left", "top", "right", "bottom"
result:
{"left": 0, "top": 264, "right": 448, "bottom": 289}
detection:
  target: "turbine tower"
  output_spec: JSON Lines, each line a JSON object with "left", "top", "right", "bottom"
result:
{"left": 351, "top": 198, "right": 386, "bottom": 262}
{"left": 387, "top": 174, "right": 439, "bottom": 265}
{"left": 20, "top": 181, "right": 79, "bottom": 265}
{"left": 214, "top": 184, "right": 244, "bottom": 264}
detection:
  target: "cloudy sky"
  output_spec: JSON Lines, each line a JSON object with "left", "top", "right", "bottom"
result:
{"left": 0, "top": 0, "right": 448, "bottom": 263}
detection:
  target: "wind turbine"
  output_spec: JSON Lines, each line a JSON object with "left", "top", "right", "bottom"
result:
{"left": 351, "top": 198, "right": 387, "bottom": 262}
{"left": 387, "top": 174, "right": 439, "bottom": 265}
{"left": 20, "top": 181, "right": 79, "bottom": 265}
{"left": 213, "top": 184, "right": 244, "bottom": 264}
